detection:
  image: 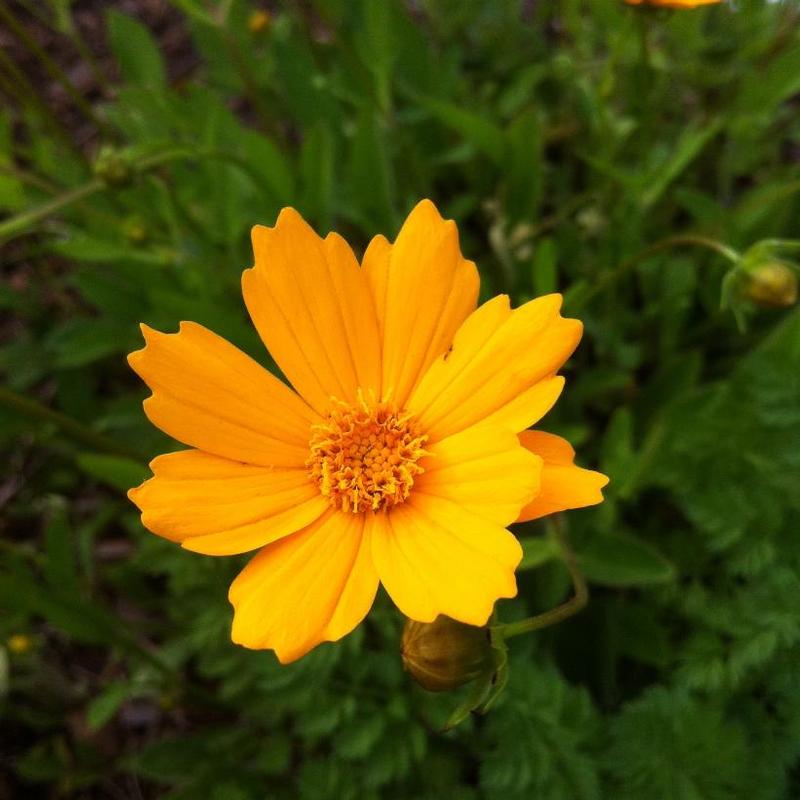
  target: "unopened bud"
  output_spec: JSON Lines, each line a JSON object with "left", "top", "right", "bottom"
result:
{"left": 401, "top": 616, "right": 493, "bottom": 692}
{"left": 93, "top": 146, "right": 135, "bottom": 188}
{"left": 740, "top": 261, "right": 798, "bottom": 309}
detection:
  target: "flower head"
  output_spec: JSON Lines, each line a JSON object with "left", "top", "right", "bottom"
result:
{"left": 128, "top": 200, "right": 607, "bottom": 663}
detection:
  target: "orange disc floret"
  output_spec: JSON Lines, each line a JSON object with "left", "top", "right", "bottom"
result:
{"left": 307, "top": 395, "right": 429, "bottom": 513}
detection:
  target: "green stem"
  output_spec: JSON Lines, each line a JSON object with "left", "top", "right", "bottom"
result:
{"left": 0, "top": 385, "right": 147, "bottom": 463}
{"left": 498, "top": 518, "right": 588, "bottom": 640}
{"left": 0, "top": 164, "right": 60, "bottom": 194}
{"left": 0, "top": 146, "right": 262, "bottom": 243}
{"left": 0, "top": 179, "right": 104, "bottom": 241}
{"left": 571, "top": 234, "right": 741, "bottom": 313}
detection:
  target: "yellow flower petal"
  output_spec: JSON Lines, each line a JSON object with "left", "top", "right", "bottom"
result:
{"left": 416, "top": 425, "right": 542, "bottom": 526}
{"left": 128, "top": 321, "right": 315, "bottom": 467}
{"left": 408, "top": 294, "right": 582, "bottom": 440}
{"left": 364, "top": 200, "right": 479, "bottom": 406}
{"left": 229, "top": 511, "right": 378, "bottom": 662}
{"left": 516, "top": 430, "right": 609, "bottom": 522}
{"left": 370, "top": 495, "right": 522, "bottom": 626}
{"left": 129, "top": 450, "right": 328, "bottom": 555}
{"left": 243, "top": 208, "right": 381, "bottom": 414}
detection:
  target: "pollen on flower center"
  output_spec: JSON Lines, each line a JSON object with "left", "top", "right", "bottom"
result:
{"left": 306, "top": 396, "right": 429, "bottom": 514}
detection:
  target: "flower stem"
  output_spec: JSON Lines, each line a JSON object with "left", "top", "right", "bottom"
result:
{"left": 0, "top": 385, "right": 147, "bottom": 463}
{"left": 0, "top": 147, "right": 263, "bottom": 244}
{"left": 497, "top": 517, "right": 588, "bottom": 640}
{"left": 0, "top": 179, "right": 104, "bottom": 242}
{"left": 570, "top": 233, "right": 741, "bottom": 313}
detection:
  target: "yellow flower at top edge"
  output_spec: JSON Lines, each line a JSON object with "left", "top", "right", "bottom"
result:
{"left": 127, "top": 200, "right": 608, "bottom": 664}
{"left": 625, "top": 0, "right": 721, "bottom": 7}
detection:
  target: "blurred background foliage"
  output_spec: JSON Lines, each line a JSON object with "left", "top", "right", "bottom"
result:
{"left": 1, "top": 0, "right": 800, "bottom": 797}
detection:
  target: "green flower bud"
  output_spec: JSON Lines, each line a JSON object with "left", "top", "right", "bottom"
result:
{"left": 740, "top": 261, "right": 798, "bottom": 309}
{"left": 93, "top": 146, "right": 136, "bottom": 188}
{"left": 400, "top": 616, "right": 494, "bottom": 692}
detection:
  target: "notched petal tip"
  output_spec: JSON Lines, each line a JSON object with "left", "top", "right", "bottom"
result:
{"left": 126, "top": 483, "right": 144, "bottom": 506}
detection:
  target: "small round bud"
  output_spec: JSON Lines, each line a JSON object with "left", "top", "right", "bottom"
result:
{"left": 401, "top": 616, "right": 493, "bottom": 692}
{"left": 742, "top": 261, "right": 797, "bottom": 308}
{"left": 740, "top": 261, "right": 798, "bottom": 309}
{"left": 93, "top": 146, "right": 135, "bottom": 188}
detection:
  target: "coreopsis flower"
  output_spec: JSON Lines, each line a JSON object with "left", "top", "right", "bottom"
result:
{"left": 625, "top": 0, "right": 721, "bottom": 6}
{"left": 128, "top": 200, "right": 607, "bottom": 663}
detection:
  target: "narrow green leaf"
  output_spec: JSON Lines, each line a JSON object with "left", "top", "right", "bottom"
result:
{"left": 578, "top": 533, "right": 676, "bottom": 587}
{"left": 106, "top": 11, "right": 166, "bottom": 90}
{"left": 518, "top": 536, "right": 559, "bottom": 570}
{"left": 86, "top": 681, "right": 129, "bottom": 731}
{"left": 76, "top": 453, "right": 148, "bottom": 493}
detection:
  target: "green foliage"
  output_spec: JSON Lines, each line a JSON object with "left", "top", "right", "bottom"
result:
{"left": 2, "top": 0, "right": 800, "bottom": 798}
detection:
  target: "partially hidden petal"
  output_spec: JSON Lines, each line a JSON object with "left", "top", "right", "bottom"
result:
{"left": 364, "top": 200, "right": 479, "bottom": 407}
{"left": 229, "top": 510, "right": 378, "bottom": 662}
{"left": 408, "top": 293, "right": 582, "bottom": 440}
{"left": 516, "top": 430, "right": 609, "bottom": 522}
{"left": 370, "top": 495, "right": 522, "bottom": 627}
{"left": 128, "top": 321, "right": 316, "bottom": 467}
{"left": 243, "top": 208, "right": 381, "bottom": 414}
{"left": 415, "top": 425, "right": 542, "bottom": 526}
{"left": 129, "top": 450, "right": 328, "bottom": 555}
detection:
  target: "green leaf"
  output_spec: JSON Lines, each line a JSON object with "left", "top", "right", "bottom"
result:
{"left": 356, "top": 0, "right": 400, "bottom": 111}
{"left": 42, "top": 501, "right": 79, "bottom": 593}
{"left": 50, "top": 318, "right": 133, "bottom": 368}
{"left": 578, "top": 533, "right": 675, "bottom": 587}
{"left": 346, "top": 111, "right": 397, "bottom": 232}
{"left": 75, "top": 453, "right": 147, "bottom": 493}
{"left": 504, "top": 110, "right": 542, "bottom": 223}
{"left": 106, "top": 11, "right": 166, "bottom": 90}
{"left": 300, "top": 124, "right": 335, "bottom": 229}
{"left": 518, "top": 535, "right": 559, "bottom": 570}
{"left": 532, "top": 237, "right": 558, "bottom": 296}
{"left": 410, "top": 92, "right": 507, "bottom": 165}
{"left": 86, "top": 681, "right": 129, "bottom": 731}
{"left": 639, "top": 119, "right": 723, "bottom": 209}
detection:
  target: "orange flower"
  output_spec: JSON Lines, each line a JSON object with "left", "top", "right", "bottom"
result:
{"left": 625, "top": 0, "right": 721, "bottom": 6}
{"left": 128, "top": 201, "right": 608, "bottom": 663}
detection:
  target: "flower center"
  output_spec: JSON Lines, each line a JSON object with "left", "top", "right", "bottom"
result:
{"left": 306, "top": 397, "right": 429, "bottom": 514}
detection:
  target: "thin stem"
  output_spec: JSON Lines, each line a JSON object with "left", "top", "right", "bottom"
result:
{"left": 0, "top": 164, "right": 60, "bottom": 194}
{"left": 571, "top": 233, "right": 741, "bottom": 313}
{"left": 0, "top": 179, "right": 104, "bottom": 242}
{"left": 498, "top": 518, "right": 588, "bottom": 640}
{"left": 0, "top": 385, "right": 148, "bottom": 463}
{"left": 0, "top": 146, "right": 262, "bottom": 243}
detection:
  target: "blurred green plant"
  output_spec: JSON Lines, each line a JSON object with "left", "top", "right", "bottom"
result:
{"left": 2, "top": 0, "right": 800, "bottom": 798}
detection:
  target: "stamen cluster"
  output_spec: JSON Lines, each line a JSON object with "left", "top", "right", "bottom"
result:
{"left": 307, "top": 397, "right": 429, "bottom": 513}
